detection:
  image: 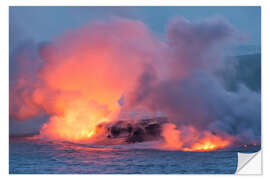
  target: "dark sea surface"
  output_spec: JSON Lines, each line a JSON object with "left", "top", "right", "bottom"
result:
{"left": 9, "top": 138, "right": 238, "bottom": 174}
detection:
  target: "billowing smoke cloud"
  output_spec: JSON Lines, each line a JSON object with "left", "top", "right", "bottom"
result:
{"left": 10, "top": 18, "right": 165, "bottom": 142}
{"left": 10, "top": 17, "right": 260, "bottom": 150}
{"left": 124, "top": 17, "right": 260, "bottom": 147}
{"left": 125, "top": 17, "right": 260, "bottom": 145}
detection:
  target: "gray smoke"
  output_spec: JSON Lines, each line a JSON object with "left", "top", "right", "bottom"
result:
{"left": 124, "top": 17, "right": 261, "bottom": 145}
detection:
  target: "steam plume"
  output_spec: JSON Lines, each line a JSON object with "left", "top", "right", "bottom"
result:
{"left": 10, "top": 17, "right": 261, "bottom": 150}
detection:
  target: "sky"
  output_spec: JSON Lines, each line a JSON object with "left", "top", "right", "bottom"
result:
{"left": 10, "top": 6, "right": 261, "bottom": 47}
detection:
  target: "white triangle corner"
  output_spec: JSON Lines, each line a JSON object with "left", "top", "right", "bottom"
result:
{"left": 236, "top": 150, "right": 262, "bottom": 175}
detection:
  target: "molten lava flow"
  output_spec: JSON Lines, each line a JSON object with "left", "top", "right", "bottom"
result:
{"left": 182, "top": 132, "right": 231, "bottom": 151}
{"left": 39, "top": 98, "right": 113, "bottom": 142}
{"left": 161, "top": 123, "right": 232, "bottom": 151}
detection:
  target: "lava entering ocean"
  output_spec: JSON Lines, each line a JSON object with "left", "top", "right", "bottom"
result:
{"left": 160, "top": 123, "right": 232, "bottom": 151}
{"left": 10, "top": 17, "right": 261, "bottom": 151}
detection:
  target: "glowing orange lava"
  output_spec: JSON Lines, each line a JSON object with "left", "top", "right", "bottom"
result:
{"left": 160, "top": 123, "right": 231, "bottom": 151}
{"left": 38, "top": 96, "right": 119, "bottom": 143}
{"left": 182, "top": 133, "right": 231, "bottom": 151}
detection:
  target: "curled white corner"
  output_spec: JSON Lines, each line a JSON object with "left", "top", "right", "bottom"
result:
{"left": 236, "top": 150, "right": 262, "bottom": 174}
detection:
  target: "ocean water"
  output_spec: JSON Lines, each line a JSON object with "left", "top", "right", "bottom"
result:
{"left": 9, "top": 137, "right": 239, "bottom": 174}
